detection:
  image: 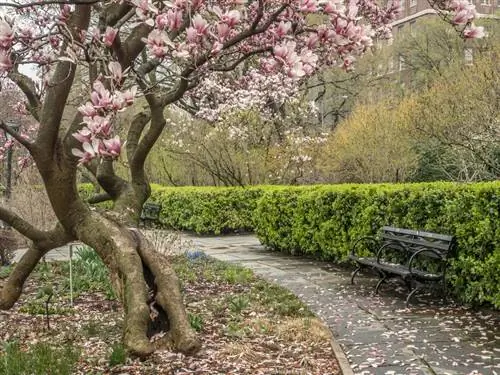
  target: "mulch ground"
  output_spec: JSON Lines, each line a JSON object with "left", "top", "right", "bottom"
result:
{"left": 0, "top": 257, "right": 340, "bottom": 374}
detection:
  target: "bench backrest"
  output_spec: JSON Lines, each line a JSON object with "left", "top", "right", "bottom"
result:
{"left": 380, "top": 226, "right": 456, "bottom": 259}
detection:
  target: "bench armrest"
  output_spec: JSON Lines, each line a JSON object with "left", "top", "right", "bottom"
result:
{"left": 408, "top": 248, "right": 446, "bottom": 276}
{"left": 350, "top": 236, "right": 379, "bottom": 258}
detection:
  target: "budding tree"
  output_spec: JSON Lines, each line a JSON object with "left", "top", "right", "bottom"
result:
{"left": 0, "top": 0, "right": 483, "bottom": 357}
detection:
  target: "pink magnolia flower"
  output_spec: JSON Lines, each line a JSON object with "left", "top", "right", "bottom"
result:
{"left": 72, "top": 127, "right": 92, "bottom": 143}
{"left": 0, "top": 49, "right": 12, "bottom": 72}
{"left": 0, "top": 19, "right": 14, "bottom": 48}
{"left": 121, "top": 87, "right": 137, "bottom": 106}
{"left": 192, "top": 14, "right": 209, "bottom": 35}
{"left": 221, "top": 10, "right": 241, "bottom": 28}
{"left": 78, "top": 102, "right": 97, "bottom": 117}
{"left": 217, "top": 23, "right": 231, "bottom": 40}
{"left": 300, "top": 0, "right": 318, "bottom": 13}
{"left": 186, "top": 27, "right": 198, "bottom": 43}
{"left": 276, "top": 22, "right": 292, "bottom": 38}
{"left": 166, "top": 9, "right": 184, "bottom": 31}
{"left": 90, "top": 81, "right": 113, "bottom": 109}
{"left": 306, "top": 33, "right": 320, "bottom": 49}
{"left": 463, "top": 24, "right": 485, "bottom": 39}
{"left": 103, "top": 27, "right": 117, "bottom": 47}
{"left": 108, "top": 61, "right": 123, "bottom": 82}
{"left": 72, "top": 140, "right": 99, "bottom": 165}
{"left": 102, "top": 136, "right": 122, "bottom": 158}
{"left": 85, "top": 115, "right": 112, "bottom": 137}
{"left": 323, "top": 1, "right": 337, "bottom": 13}
{"left": 142, "top": 30, "right": 172, "bottom": 58}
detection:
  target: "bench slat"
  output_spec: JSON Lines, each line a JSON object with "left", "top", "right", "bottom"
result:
{"left": 381, "top": 233, "right": 452, "bottom": 253}
{"left": 381, "top": 226, "right": 454, "bottom": 242}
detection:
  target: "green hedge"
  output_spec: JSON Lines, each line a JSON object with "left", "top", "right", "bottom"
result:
{"left": 254, "top": 182, "right": 500, "bottom": 307}
{"left": 148, "top": 185, "right": 270, "bottom": 234}
{"left": 81, "top": 182, "right": 499, "bottom": 307}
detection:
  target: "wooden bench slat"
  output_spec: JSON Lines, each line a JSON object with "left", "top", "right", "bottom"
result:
{"left": 381, "top": 226, "right": 454, "bottom": 242}
{"left": 381, "top": 233, "right": 452, "bottom": 253}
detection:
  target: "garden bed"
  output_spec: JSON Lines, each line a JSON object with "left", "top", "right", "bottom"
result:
{"left": 0, "top": 249, "right": 339, "bottom": 374}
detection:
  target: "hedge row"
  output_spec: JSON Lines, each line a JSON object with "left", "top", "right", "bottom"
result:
{"left": 148, "top": 184, "right": 269, "bottom": 234}
{"left": 81, "top": 182, "right": 499, "bottom": 307}
{"left": 253, "top": 182, "right": 499, "bottom": 307}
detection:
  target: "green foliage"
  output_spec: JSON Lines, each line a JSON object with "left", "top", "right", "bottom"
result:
{"left": 59, "top": 246, "right": 115, "bottom": 300}
{"left": 254, "top": 182, "right": 500, "bottom": 307}
{"left": 149, "top": 185, "right": 269, "bottom": 234}
{"left": 228, "top": 295, "right": 250, "bottom": 314}
{"left": 250, "top": 280, "right": 312, "bottom": 317}
{"left": 0, "top": 341, "right": 80, "bottom": 375}
{"left": 108, "top": 343, "right": 127, "bottom": 367}
{"left": 188, "top": 313, "right": 204, "bottom": 332}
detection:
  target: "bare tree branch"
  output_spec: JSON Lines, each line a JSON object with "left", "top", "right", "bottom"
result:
{"left": 0, "top": 121, "right": 33, "bottom": 151}
{"left": 0, "top": 206, "right": 54, "bottom": 242}
{"left": 7, "top": 69, "right": 41, "bottom": 121}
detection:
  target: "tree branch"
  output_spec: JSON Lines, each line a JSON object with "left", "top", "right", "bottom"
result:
{"left": 88, "top": 192, "right": 113, "bottom": 204}
{"left": 0, "top": 206, "right": 51, "bottom": 242}
{"left": 35, "top": 4, "right": 92, "bottom": 160}
{"left": 0, "top": 224, "right": 74, "bottom": 310}
{"left": 0, "top": 121, "right": 33, "bottom": 151}
{"left": 7, "top": 69, "right": 41, "bottom": 121}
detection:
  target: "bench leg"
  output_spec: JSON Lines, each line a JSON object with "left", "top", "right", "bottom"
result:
{"left": 375, "top": 275, "right": 387, "bottom": 294}
{"left": 405, "top": 286, "right": 420, "bottom": 308}
{"left": 351, "top": 266, "right": 361, "bottom": 285}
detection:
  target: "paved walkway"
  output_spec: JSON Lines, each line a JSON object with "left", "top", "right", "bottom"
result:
{"left": 11, "top": 234, "right": 500, "bottom": 375}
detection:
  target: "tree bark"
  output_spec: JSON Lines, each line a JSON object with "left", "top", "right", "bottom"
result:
{"left": 74, "top": 213, "right": 200, "bottom": 357}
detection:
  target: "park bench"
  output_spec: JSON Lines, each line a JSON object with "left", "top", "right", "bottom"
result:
{"left": 349, "top": 226, "right": 456, "bottom": 307}
{"left": 140, "top": 202, "right": 161, "bottom": 226}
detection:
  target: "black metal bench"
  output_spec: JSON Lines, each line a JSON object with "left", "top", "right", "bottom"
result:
{"left": 349, "top": 226, "right": 456, "bottom": 306}
{"left": 140, "top": 202, "right": 161, "bottom": 226}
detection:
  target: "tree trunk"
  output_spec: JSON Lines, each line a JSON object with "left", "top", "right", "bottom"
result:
{"left": 75, "top": 213, "right": 200, "bottom": 357}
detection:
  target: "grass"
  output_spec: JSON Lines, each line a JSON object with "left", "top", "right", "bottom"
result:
{"left": 0, "top": 341, "right": 80, "bottom": 375}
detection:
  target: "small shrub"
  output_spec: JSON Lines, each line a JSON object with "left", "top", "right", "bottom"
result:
{"left": 228, "top": 295, "right": 250, "bottom": 314}
{"left": 251, "top": 281, "right": 312, "bottom": 317}
{"left": 59, "top": 246, "right": 115, "bottom": 299}
{"left": 188, "top": 313, "right": 204, "bottom": 332}
{"left": 108, "top": 343, "right": 127, "bottom": 367}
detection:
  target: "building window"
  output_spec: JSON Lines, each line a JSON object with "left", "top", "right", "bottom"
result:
{"left": 399, "top": 55, "right": 406, "bottom": 71}
{"left": 481, "top": 0, "right": 490, "bottom": 4}
{"left": 410, "top": 0, "right": 417, "bottom": 6}
{"left": 400, "top": 0, "right": 405, "bottom": 11}
{"left": 464, "top": 48, "right": 473, "bottom": 65}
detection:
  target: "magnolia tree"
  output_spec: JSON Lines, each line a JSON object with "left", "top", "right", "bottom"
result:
{"left": 0, "top": 0, "right": 483, "bottom": 356}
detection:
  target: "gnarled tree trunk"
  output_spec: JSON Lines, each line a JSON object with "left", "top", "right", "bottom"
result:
{"left": 74, "top": 213, "right": 200, "bottom": 356}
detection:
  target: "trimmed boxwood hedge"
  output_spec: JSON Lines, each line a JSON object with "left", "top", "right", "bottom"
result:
{"left": 148, "top": 184, "right": 270, "bottom": 234}
{"left": 254, "top": 182, "right": 500, "bottom": 307}
{"left": 80, "top": 182, "right": 499, "bottom": 307}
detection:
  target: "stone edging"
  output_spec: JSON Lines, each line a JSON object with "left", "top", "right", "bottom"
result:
{"left": 330, "top": 338, "right": 354, "bottom": 375}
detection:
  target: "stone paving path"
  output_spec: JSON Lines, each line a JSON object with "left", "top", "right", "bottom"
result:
{"left": 184, "top": 234, "right": 499, "bottom": 375}
{"left": 12, "top": 234, "right": 500, "bottom": 375}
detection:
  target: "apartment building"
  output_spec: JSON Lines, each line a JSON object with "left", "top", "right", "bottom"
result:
{"left": 392, "top": 0, "right": 499, "bottom": 36}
